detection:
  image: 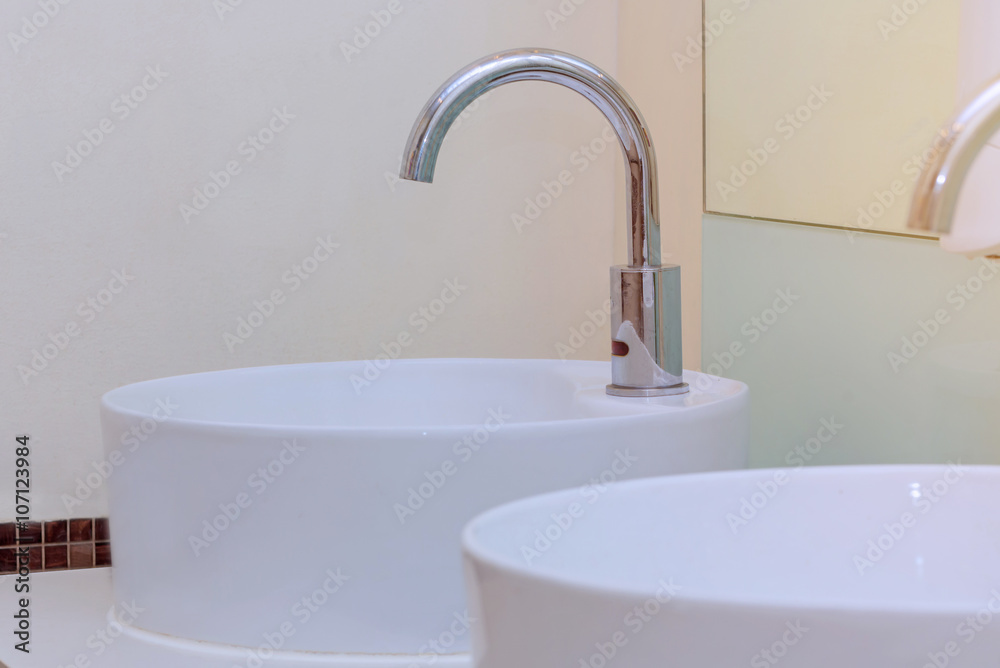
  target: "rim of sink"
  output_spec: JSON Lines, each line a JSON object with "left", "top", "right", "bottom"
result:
{"left": 101, "top": 358, "right": 746, "bottom": 434}
{"left": 463, "top": 464, "right": 1000, "bottom": 616}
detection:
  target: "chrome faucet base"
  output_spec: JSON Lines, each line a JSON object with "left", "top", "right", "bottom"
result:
{"left": 606, "top": 383, "right": 690, "bottom": 398}
{"left": 609, "top": 264, "right": 685, "bottom": 393}
{"left": 399, "top": 49, "right": 686, "bottom": 397}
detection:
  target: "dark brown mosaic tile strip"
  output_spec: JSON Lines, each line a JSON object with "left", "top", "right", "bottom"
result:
{"left": 0, "top": 523, "right": 15, "bottom": 547}
{"left": 0, "top": 518, "right": 111, "bottom": 574}
{"left": 45, "top": 520, "right": 67, "bottom": 544}
{"left": 28, "top": 547, "right": 41, "bottom": 572}
{"left": 18, "top": 522, "right": 41, "bottom": 545}
{"left": 95, "top": 518, "right": 110, "bottom": 541}
{"left": 70, "top": 518, "right": 92, "bottom": 542}
{"left": 70, "top": 543, "right": 94, "bottom": 569}
{"left": 0, "top": 550, "right": 14, "bottom": 573}
{"left": 95, "top": 542, "right": 112, "bottom": 567}
{"left": 44, "top": 545, "right": 67, "bottom": 570}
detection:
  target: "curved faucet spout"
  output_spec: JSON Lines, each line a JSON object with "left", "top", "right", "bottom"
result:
{"left": 400, "top": 49, "right": 686, "bottom": 397}
{"left": 909, "top": 76, "right": 1000, "bottom": 239}
{"left": 400, "top": 49, "right": 661, "bottom": 268}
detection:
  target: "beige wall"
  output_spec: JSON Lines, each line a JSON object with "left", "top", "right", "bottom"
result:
{"left": 0, "top": 0, "right": 624, "bottom": 520}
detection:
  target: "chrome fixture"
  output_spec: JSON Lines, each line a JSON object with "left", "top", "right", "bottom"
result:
{"left": 909, "top": 76, "right": 1000, "bottom": 241}
{"left": 400, "top": 49, "right": 687, "bottom": 397}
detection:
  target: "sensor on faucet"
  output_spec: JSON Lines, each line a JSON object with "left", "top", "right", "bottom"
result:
{"left": 400, "top": 49, "right": 687, "bottom": 397}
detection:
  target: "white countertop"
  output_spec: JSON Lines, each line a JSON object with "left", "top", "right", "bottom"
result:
{"left": 0, "top": 569, "right": 471, "bottom": 668}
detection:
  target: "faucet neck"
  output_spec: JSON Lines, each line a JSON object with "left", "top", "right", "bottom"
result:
{"left": 401, "top": 49, "right": 661, "bottom": 268}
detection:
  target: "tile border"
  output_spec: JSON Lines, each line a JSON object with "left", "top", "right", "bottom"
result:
{"left": 0, "top": 518, "right": 111, "bottom": 574}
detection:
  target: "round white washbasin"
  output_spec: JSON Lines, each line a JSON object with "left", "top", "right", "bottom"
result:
{"left": 100, "top": 359, "right": 748, "bottom": 667}
{"left": 463, "top": 465, "right": 1000, "bottom": 668}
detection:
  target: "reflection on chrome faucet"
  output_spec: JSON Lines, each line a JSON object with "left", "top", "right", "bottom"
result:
{"left": 909, "top": 75, "right": 1000, "bottom": 258}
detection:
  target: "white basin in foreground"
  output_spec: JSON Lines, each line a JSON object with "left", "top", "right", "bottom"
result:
{"left": 101, "top": 359, "right": 748, "bottom": 667}
{"left": 463, "top": 464, "right": 1000, "bottom": 667}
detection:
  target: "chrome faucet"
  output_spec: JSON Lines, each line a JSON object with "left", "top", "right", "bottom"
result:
{"left": 400, "top": 49, "right": 687, "bottom": 397}
{"left": 909, "top": 75, "right": 1000, "bottom": 248}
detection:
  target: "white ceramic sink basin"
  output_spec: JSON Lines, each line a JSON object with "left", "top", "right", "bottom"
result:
{"left": 101, "top": 359, "right": 747, "bottom": 667}
{"left": 463, "top": 464, "right": 1000, "bottom": 667}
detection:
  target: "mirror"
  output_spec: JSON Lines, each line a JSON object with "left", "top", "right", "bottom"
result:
{"left": 704, "top": 0, "right": 960, "bottom": 237}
